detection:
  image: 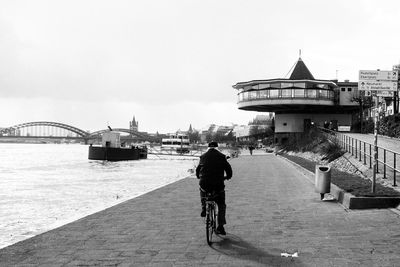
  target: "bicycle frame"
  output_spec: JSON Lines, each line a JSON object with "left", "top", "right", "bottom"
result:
{"left": 203, "top": 193, "right": 219, "bottom": 245}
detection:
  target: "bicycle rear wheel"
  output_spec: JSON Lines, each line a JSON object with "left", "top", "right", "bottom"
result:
{"left": 206, "top": 206, "right": 214, "bottom": 245}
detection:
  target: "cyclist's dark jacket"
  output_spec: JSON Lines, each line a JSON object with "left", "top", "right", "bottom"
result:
{"left": 196, "top": 148, "right": 232, "bottom": 192}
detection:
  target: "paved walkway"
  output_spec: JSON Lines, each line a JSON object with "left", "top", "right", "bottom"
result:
{"left": 346, "top": 133, "right": 400, "bottom": 153}
{"left": 1, "top": 155, "right": 400, "bottom": 266}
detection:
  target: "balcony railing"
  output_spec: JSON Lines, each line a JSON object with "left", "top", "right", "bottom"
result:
{"left": 238, "top": 88, "right": 334, "bottom": 103}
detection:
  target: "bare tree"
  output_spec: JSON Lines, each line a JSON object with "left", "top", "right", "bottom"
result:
{"left": 349, "top": 91, "right": 373, "bottom": 133}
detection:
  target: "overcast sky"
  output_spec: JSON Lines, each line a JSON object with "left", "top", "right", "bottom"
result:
{"left": 1, "top": 0, "right": 399, "bottom": 133}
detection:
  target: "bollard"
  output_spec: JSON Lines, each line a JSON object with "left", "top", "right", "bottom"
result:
{"left": 315, "top": 165, "right": 331, "bottom": 200}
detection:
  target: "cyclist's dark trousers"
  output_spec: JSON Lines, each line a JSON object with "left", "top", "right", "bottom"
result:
{"left": 200, "top": 190, "right": 226, "bottom": 226}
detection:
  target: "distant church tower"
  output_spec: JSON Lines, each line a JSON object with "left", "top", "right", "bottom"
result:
{"left": 130, "top": 116, "right": 138, "bottom": 132}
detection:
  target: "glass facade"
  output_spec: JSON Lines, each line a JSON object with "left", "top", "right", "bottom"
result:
{"left": 237, "top": 81, "right": 334, "bottom": 103}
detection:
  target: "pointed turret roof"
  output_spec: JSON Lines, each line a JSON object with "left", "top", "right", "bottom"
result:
{"left": 289, "top": 58, "right": 315, "bottom": 80}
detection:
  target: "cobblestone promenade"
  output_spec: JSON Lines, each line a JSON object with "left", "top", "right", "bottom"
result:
{"left": 1, "top": 154, "right": 400, "bottom": 266}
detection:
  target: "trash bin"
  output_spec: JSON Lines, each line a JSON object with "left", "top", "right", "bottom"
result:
{"left": 315, "top": 165, "right": 331, "bottom": 200}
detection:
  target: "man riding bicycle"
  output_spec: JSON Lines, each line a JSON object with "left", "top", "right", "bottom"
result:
{"left": 196, "top": 141, "right": 232, "bottom": 235}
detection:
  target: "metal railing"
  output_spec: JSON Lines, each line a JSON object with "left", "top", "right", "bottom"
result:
{"left": 237, "top": 88, "right": 334, "bottom": 102}
{"left": 147, "top": 146, "right": 205, "bottom": 158}
{"left": 319, "top": 127, "right": 398, "bottom": 186}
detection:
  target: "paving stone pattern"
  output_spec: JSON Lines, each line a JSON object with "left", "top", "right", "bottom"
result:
{"left": 1, "top": 155, "right": 400, "bottom": 266}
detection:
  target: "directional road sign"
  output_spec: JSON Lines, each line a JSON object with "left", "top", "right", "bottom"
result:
{"left": 359, "top": 70, "right": 398, "bottom": 81}
{"left": 358, "top": 80, "right": 398, "bottom": 91}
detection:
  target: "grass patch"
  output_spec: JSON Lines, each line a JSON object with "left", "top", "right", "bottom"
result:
{"left": 279, "top": 128, "right": 344, "bottom": 162}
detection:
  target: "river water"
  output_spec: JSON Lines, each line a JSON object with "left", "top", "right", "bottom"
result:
{"left": 0, "top": 143, "right": 198, "bottom": 249}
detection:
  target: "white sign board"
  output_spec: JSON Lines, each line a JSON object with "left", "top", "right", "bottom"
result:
{"left": 359, "top": 70, "right": 398, "bottom": 81}
{"left": 358, "top": 80, "right": 398, "bottom": 91}
{"left": 338, "top": 126, "right": 351, "bottom": 132}
{"left": 376, "top": 91, "right": 394, "bottom": 97}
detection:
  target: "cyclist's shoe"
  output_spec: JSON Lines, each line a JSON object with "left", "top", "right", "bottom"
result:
{"left": 216, "top": 225, "right": 226, "bottom": 235}
{"left": 201, "top": 209, "right": 206, "bottom": 217}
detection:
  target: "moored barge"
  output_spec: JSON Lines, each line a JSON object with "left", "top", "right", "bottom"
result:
{"left": 88, "top": 131, "right": 147, "bottom": 161}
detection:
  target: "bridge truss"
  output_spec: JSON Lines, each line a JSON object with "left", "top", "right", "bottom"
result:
{"left": 0, "top": 122, "right": 149, "bottom": 140}
{"left": 0, "top": 121, "right": 89, "bottom": 137}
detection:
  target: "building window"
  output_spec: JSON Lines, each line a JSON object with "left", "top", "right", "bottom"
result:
{"left": 259, "top": 90, "right": 268, "bottom": 99}
{"left": 306, "top": 83, "right": 315, "bottom": 88}
{"left": 270, "top": 89, "right": 279, "bottom": 98}
{"left": 281, "top": 83, "right": 293, "bottom": 88}
{"left": 294, "top": 82, "right": 306, "bottom": 88}
{"left": 347, "top": 88, "right": 352, "bottom": 92}
{"left": 281, "top": 89, "right": 292, "bottom": 98}
{"left": 319, "top": 90, "right": 328, "bottom": 98}
{"left": 249, "top": 91, "right": 257, "bottom": 99}
{"left": 294, "top": 89, "right": 305, "bottom": 97}
{"left": 259, "top": 84, "right": 270, "bottom": 89}
{"left": 341, "top": 88, "right": 345, "bottom": 91}
{"left": 307, "top": 89, "right": 317, "bottom": 98}
{"left": 270, "top": 83, "right": 281, "bottom": 89}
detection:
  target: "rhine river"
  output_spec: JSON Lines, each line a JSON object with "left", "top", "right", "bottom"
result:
{"left": 0, "top": 143, "right": 198, "bottom": 249}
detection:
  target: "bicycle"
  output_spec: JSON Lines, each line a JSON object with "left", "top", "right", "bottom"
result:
{"left": 203, "top": 191, "right": 219, "bottom": 245}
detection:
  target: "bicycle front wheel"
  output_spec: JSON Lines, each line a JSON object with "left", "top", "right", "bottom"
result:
{"left": 206, "top": 208, "right": 214, "bottom": 245}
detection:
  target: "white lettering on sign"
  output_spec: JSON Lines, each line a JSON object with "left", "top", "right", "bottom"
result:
{"left": 358, "top": 80, "right": 398, "bottom": 91}
{"left": 377, "top": 91, "right": 394, "bottom": 97}
{"left": 359, "top": 70, "right": 398, "bottom": 81}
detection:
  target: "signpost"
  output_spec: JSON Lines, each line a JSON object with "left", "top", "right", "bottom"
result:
{"left": 358, "top": 81, "right": 397, "bottom": 91}
{"left": 358, "top": 69, "right": 399, "bottom": 193}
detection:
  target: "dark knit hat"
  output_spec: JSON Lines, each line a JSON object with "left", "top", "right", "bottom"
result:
{"left": 208, "top": 141, "right": 218, "bottom": 148}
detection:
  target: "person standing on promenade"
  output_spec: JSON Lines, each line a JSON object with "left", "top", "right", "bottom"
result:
{"left": 196, "top": 141, "right": 232, "bottom": 235}
{"left": 248, "top": 145, "right": 255, "bottom": 155}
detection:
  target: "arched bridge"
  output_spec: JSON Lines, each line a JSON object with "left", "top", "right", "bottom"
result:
{"left": 0, "top": 121, "right": 149, "bottom": 140}
{"left": 0, "top": 121, "right": 89, "bottom": 137}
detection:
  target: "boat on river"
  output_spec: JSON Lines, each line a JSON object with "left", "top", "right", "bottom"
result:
{"left": 161, "top": 133, "right": 190, "bottom": 154}
{"left": 88, "top": 131, "right": 147, "bottom": 161}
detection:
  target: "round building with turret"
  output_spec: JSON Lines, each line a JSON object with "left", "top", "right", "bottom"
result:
{"left": 233, "top": 57, "right": 359, "bottom": 143}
